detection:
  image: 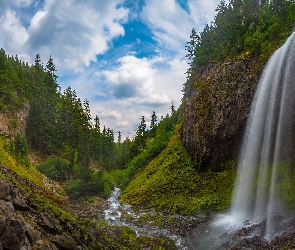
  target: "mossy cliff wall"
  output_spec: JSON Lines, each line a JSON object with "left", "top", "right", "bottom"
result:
{"left": 180, "top": 54, "right": 268, "bottom": 171}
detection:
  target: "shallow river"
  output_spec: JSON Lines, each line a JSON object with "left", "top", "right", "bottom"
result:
{"left": 104, "top": 187, "right": 199, "bottom": 249}
{"left": 103, "top": 188, "right": 290, "bottom": 249}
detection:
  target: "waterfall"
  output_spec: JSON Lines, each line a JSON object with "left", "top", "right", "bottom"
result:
{"left": 230, "top": 32, "right": 295, "bottom": 238}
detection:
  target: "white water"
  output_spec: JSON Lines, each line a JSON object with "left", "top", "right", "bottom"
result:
{"left": 104, "top": 188, "right": 188, "bottom": 249}
{"left": 105, "top": 33, "right": 295, "bottom": 248}
{"left": 229, "top": 32, "right": 295, "bottom": 238}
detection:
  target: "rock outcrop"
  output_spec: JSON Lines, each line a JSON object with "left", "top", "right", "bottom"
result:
{"left": 0, "top": 178, "right": 66, "bottom": 250}
{"left": 0, "top": 100, "right": 29, "bottom": 139}
{"left": 181, "top": 54, "right": 267, "bottom": 171}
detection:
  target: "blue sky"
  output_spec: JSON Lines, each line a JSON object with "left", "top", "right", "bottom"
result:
{"left": 0, "top": 0, "right": 225, "bottom": 138}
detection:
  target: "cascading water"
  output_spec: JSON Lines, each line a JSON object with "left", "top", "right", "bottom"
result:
{"left": 230, "top": 32, "right": 295, "bottom": 239}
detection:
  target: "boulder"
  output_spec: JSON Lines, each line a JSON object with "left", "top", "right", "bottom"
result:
{"left": 0, "top": 200, "right": 15, "bottom": 216}
{"left": 14, "top": 194, "right": 29, "bottom": 211}
{"left": 39, "top": 213, "right": 58, "bottom": 233}
{"left": 24, "top": 222, "right": 42, "bottom": 244}
{"left": 51, "top": 235, "right": 77, "bottom": 249}
{"left": 0, "top": 179, "right": 11, "bottom": 201}
{"left": 1, "top": 219, "right": 26, "bottom": 249}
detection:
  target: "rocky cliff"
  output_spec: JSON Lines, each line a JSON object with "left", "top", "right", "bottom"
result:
{"left": 181, "top": 54, "right": 268, "bottom": 171}
{"left": 0, "top": 100, "right": 30, "bottom": 139}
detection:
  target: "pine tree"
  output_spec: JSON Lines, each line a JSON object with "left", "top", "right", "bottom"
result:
{"left": 134, "top": 116, "right": 147, "bottom": 151}
{"left": 118, "top": 131, "right": 122, "bottom": 143}
{"left": 170, "top": 102, "right": 175, "bottom": 114}
{"left": 150, "top": 111, "right": 157, "bottom": 129}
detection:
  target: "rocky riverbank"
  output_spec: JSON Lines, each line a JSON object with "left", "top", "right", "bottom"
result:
{"left": 0, "top": 165, "right": 178, "bottom": 249}
{"left": 186, "top": 214, "right": 295, "bottom": 249}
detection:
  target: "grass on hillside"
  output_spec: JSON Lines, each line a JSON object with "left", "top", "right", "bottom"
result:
{"left": 121, "top": 135, "right": 236, "bottom": 215}
{"left": 0, "top": 136, "right": 44, "bottom": 187}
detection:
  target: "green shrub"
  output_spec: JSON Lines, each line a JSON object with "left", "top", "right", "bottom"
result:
{"left": 65, "top": 179, "right": 84, "bottom": 200}
{"left": 65, "top": 170, "right": 115, "bottom": 199}
{"left": 37, "top": 157, "right": 70, "bottom": 181}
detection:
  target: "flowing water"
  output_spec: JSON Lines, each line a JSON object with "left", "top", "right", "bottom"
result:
{"left": 104, "top": 187, "right": 203, "bottom": 249}
{"left": 188, "top": 33, "right": 295, "bottom": 249}
{"left": 105, "top": 34, "right": 295, "bottom": 249}
{"left": 230, "top": 32, "right": 295, "bottom": 238}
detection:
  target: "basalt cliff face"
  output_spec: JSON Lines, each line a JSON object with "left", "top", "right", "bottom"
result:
{"left": 181, "top": 54, "right": 267, "bottom": 171}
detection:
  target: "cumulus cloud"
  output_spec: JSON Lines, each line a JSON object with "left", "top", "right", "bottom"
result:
{"left": 141, "top": 0, "right": 225, "bottom": 54}
{"left": 101, "top": 55, "right": 159, "bottom": 100}
{"left": 89, "top": 54, "right": 187, "bottom": 136}
{"left": 0, "top": 0, "right": 129, "bottom": 71}
{"left": 0, "top": 9, "right": 29, "bottom": 55}
{"left": 26, "top": 0, "right": 129, "bottom": 71}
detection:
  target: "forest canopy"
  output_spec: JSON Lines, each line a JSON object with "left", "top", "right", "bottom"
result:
{"left": 186, "top": 0, "right": 295, "bottom": 78}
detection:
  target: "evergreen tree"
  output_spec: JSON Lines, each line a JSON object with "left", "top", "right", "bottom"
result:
{"left": 118, "top": 131, "right": 122, "bottom": 143}
{"left": 134, "top": 116, "right": 147, "bottom": 152}
{"left": 170, "top": 102, "right": 175, "bottom": 114}
{"left": 150, "top": 111, "right": 157, "bottom": 129}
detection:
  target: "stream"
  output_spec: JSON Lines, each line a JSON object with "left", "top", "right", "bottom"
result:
{"left": 104, "top": 188, "right": 205, "bottom": 249}
{"left": 103, "top": 188, "right": 295, "bottom": 249}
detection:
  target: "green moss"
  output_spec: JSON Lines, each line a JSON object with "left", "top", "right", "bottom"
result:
{"left": 265, "top": 160, "right": 295, "bottom": 211}
{"left": 121, "top": 135, "right": 236, "bottom": 215}
{"left": 83, "top": 220, "right": 177, "bottom": 250}
{"left": 30, "top": 191, "right": 76, "bottom": 223}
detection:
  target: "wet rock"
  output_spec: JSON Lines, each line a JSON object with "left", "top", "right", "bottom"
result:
{"left": 181, "top": 55, "right": 265, "bottom": 170}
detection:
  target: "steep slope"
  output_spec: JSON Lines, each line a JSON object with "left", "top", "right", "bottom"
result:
{"left": 121, "top": 135, "right": 235, "bottom": 215}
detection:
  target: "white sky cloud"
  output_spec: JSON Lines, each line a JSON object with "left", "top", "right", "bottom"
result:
{"left": 141, "top": 0, "right": 225, "bottom": 54}
{"left": 26, "top": 0, "right": 129, "bottom": 71}
{"left": 141, "top": 0, "right": 192, "bottom": 54}
{"left": 0, "top": 9, "right": 29, "bottom": 54}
